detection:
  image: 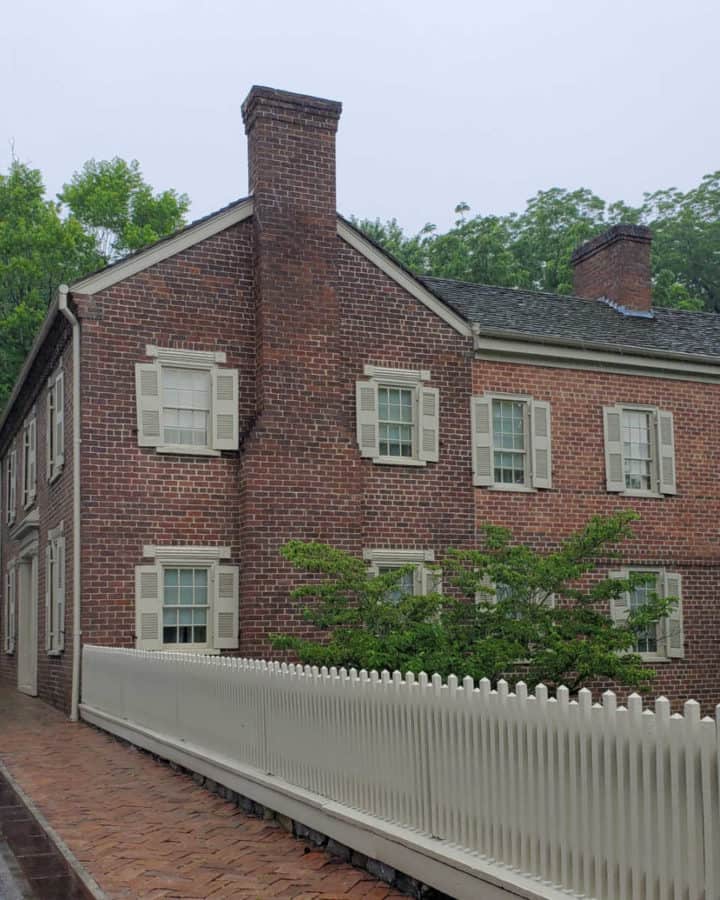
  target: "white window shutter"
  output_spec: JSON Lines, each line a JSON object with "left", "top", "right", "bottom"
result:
{"left": 471, "top": 397, "right": 493, "bottom": 486}
{"left": 603, "top": 407, "right": 625, "bottom": 492}
{"left": 4, "top": 571, "right": 11, "bottom": 654}
{"left": 356, "top": 380, "right": 379, "bottom": 458}
{"left": 8, "top": 448, "right": 16, "bottom": 525}
{"left": 608, "top": 569, "right": 630, "bottom": 624}
{"left": 421, "top": 565, "right": 442, "bottom": 596}
{"left": 28, "top": 419, "right": 36, "bottom": 503}
{"left": 656, "top": 410, "right": 677, "bottom": 495}
{"left": 531, "top": 400, "right": 552, "bottom": 489}
{"left": 418, "top": 387, "right": 440, "bottom": 463}
{"left": 663, "top": 571, "right": 684, "bottom": 658}
{"left": 46, "top": 385, "right": 54, "bottom": 479}
{"left": 55, "top": 372, "right": 65, "bottom": 469}
{"left": 214, "top": 565, "right": 239, "bottom": 649}
{"left": 56, "top": 537, "right": 65, "bottom": 653}
{"left": 135, "top": 565, "right": 162, "bottom": 650}
{"left": 211, "top": 368, "right": 239, "bottom": 451}
{"left": 135, "top": 364, "right": 162, "bottom": 447}
{"left": 7, "top": 568, "right": 15, "bottom": 655}
{"left": 45, "top": 544, "right": 54, "bottom": 652}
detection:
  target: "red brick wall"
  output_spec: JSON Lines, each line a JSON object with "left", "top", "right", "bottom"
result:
{"left": 77, "top": 222, "right": 254, "bottom": 650}
{"left": 472, "top": 358, "right": 720, "bottom": 710}
{"left": 0, "top": 320, "right": 75, "bottom": 711}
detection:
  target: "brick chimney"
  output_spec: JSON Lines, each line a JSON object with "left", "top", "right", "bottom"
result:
{"left": 239, "top": 86, "right": 362, "bottom": 657}
{"left": 571, "top": 224, "right": 653, "bottom": 313}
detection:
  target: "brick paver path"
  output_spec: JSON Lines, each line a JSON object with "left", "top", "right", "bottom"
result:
{"left": 0, "top": 685, "right": 406, "bottom": 899}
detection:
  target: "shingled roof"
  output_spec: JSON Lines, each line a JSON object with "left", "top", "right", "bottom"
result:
{"left": 420, "top": 276, "right": 720, "bottom": 362}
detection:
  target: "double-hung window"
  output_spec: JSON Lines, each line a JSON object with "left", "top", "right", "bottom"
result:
{"left": 364, "top": 549, "right": 440, "bottom": 600}
{"left": 603, "top": 405, "right": 676, "bottom": 496}
{"left": 608, "top": 568, "right": 684, "bottom": 660}
{"left": 136, "top": 546, "right": 239, "bottom": 651}
{"left": 356, "top": 366, "right": 439, "bottom": 466}
{"left": 471, "top": 394, "right": 552, "bottom": 490}
{"left": 46, "top": 524, "right": 65, "bottom": 654}
{"left": 22, "top": 411, "right": 37, "bottom": 508}
{"left": 135, "top": 346, "right": 239, "bottom": 455}
{"left": 46, "top": 368, "right": 65, "bottom": 481}
{"left": 5, "top": 444, "right": 17, "bottom": 526}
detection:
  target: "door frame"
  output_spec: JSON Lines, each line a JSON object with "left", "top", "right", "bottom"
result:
{"left": 16, "top": 542, "right": 38, "bottom": 697}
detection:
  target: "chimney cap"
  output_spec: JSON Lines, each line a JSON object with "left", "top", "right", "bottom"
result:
{"left": 242, "top": 85, "right": 342, "bottom": 132}
{"left": 571, "top": 223, "right": 652, "bottom": 267}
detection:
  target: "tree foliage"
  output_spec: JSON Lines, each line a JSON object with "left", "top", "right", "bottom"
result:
{"left": 0, "top": 156, "right": 189, "bottom": 410}
{"left": 272, "top": 512, "right": 676, "bottom": 694}
{"left": 352, "top": 172, "right": 720, "bottom": 311}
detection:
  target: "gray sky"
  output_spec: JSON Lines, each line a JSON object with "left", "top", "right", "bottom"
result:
{"left": 3, "top": 0, "right": 719, "bottom": 234}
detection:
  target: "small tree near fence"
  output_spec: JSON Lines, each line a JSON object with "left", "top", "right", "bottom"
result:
{"left": 271, "top": 511, "right": 677, "bottom": 693}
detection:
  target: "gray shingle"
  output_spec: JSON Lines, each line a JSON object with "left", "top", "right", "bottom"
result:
{"left": 420, "top": 276, "right": 720, "bottom": 361}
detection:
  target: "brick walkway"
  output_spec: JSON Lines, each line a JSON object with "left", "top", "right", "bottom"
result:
{"left": 0, "top": 685, "right": 406, "bottom": 899}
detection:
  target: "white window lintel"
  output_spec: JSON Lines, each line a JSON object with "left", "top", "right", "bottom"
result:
{"left": 363, "top": 548, "right": 435, "bottom": 564}
{"left": 363, "top": 365, "right": 430, "bottom": 385}
{"left": 146, "top": 345, "right": 226, "bottom": 367}
{"left": 48, "top": 520, "right": 65, "bottom": 541}
{"left": 143, "top": 545, "right": 232, "bottom": 564}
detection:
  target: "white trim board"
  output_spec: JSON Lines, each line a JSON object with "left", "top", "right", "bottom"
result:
{"left": 337, "top": 220, "right": 473, "bottom": 338}
{"left": 71, "top": 199, "right": 255, "bottom": 296}
{"left": 80, "top": 703, "right": 568, "bottom": 900}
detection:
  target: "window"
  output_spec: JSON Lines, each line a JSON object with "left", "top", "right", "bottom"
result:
{"left": 135, "top": 346, "right": 239, "bottom": 455}
{"left": 471, "top": 394, "right": 552, "bottom": 490}
{"left": 476, "top": 579, "right": 555, "bottom": 611}
{"left": 5, "top": 444, "right": 17, "bottom": 526}
{"left": 46, "top": 368, "right": 65, "bottom": 481}
{"left": 364, "top": 549, "right": 439, "bottom": 600}
{"left": 136, "top": 546, "right": 239, "bottom": 651}
{"left": 609, "top": 568, "right": 684, "bottom": 660}
{"left": 4, "top": 562, "right": 16, "bottom": 655}
{"left": 603, "top": 406, "right": 676, "bottom": 496}
{"left": 22, "top": 412, "right": 37, "bottom": 508}
{"left": 46, "top": 524, "right": 65, "bottom": 654}
{"left": 356, "top": 366, "right": 439, "bottom": 466}
{"left": 162, "top": 567, "right": 209, "bottom": 646}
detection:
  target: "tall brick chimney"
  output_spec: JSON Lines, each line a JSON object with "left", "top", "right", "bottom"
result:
{"left": 239, "top": 86, "right": 362, "bottom": 658}
{"left": 571, "top": 224, "right": 653, "bottom": 313}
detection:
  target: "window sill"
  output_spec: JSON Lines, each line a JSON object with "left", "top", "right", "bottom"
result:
{"left": 47, "top": 650, "right": 63, "bottom": 657}
{"left": 638, "top": 653, "right": 674, "bottom": 663}
{"left": 488, "top": 484, "right": 536, "bottom": 493}
{"left": 156, "top": 445, "right": 221, "bottom": 458}
{"left": 371, "top": 457, "right": 427, "bottom": 467}
{"left": 619, "top": 490, "right": 663, "bottom": 499}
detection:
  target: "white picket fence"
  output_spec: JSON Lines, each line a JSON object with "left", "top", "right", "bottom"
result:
{"left": 81, "top": 646, "right": 720, "bottom": 900}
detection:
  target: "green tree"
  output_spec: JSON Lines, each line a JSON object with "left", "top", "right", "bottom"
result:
{"left": 272, "top": 512, "right": 676, "bottom": 694}
{"left": 59, "top": 157, "right": 189, "bottom": 261}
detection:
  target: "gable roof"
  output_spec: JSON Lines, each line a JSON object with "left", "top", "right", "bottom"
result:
{"left": 421, "top": 276, "right": 720, "bottom": 363}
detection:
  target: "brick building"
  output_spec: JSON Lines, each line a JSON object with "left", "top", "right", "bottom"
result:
{"left": 1, "top": 86, "right": 718, "bottom": 717}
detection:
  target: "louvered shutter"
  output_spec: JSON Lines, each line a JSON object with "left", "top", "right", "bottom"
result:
{"left": 603, "top": 407, "right": 625, "bottom": 492}
{"left": 46, "top": 384, "right": 54, "bottom": 479}
{"left": 656, "top": 410, "right": 677, "bottom": 495}
{"left": 663, "top": 571, "right": 684, "bottom": 658}
{"left": 214, "top": 565, "right": 239, "bottom": 649}
{"left": 418, "top": 387, "right": 440, "bottom": 463}
{"left": 471, "top": 397, "right": 493, "bottom": 486}
{"left": 4, "top": 571, "right": 11, "bottom": 654}
{"left": 8, "top": 448, "right": 16, "bottom": 524}
{"left": 356, "top": 380, "right": 379, "bottom": 458}
{"left": 421, "top": 565, "right": 442, "bottom": 596}
{"left": 55, "top": 537, "right": 65, "bottom": 653}
{"left": 135, "top": 565, "right": 162, "bottom": 650}
{"left": 608, "top": 569, "right": 630, "bottom": 623}
{"left": 7, "top": 568, "right": 15, "bottom": 655}
{"left": 28, "top": 419, "right": 36, "bottom": 504}
{"left": 135, "top": 364, "right": 162, "bottom": 447}
{"left": 211, "top": 368, "right": 239, "bottom": 451}
{"left": 55, "top": 372, "right": 64, "bottom": 470}
{"left": 531, "top": 400, "right": 552, "bottom": 489}
{"left": 45, "top": 544, "right": 53, "bottom": 652}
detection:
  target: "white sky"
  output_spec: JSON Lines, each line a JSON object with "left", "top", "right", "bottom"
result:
{"left": 2, "top": 0, "right": 719, "bottom": 234}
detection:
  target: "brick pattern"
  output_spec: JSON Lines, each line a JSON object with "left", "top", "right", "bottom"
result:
{"left": 571, "top": 225, "right": 653, "bottom": 311}
{"left": 0, "top": 686, "right": 406, "bottom": 899}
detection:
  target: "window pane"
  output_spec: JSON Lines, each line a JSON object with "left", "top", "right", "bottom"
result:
{"left": 629, "top": 574, "right": 659, "bottom": 653}
{"left": 377, "top": 565, "right": 415, "bottom": 604}
{"left": 492, "top": 400, "right": 526, "bottom": 484}
{"left": 163, "top": 627, "right": 177, "bottom": 644}
{"left": 623, "top": 411, "right": 652, "bottom": 491}
{"left": 162, "top": 367, "right": 210, "bottom": 447}
{"left": 378, "top": 386, "right": 414, "bottom": 457}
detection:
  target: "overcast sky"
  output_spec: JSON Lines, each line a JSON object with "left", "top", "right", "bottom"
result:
{"left": 3, "top": 0, "right": 719, "bottom": 234}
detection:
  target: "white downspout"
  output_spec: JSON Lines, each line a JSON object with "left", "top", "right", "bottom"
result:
{"left": 58, "top": 284, "right": 82, "bottom": 722}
